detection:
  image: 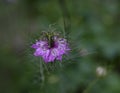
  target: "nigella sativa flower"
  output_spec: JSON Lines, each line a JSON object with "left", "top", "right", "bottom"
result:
{"left": 31, "top": 32, "right": 70, "bottom": 63}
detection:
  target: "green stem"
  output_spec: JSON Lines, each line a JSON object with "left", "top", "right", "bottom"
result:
{"left": 83, "top": 78, "right": 99, "bottom": 93}
{"left": 42, "top": 61, "right": 50, "bottom": 74}
{"left": 39, "top": 58, "right": 44, "bottom": 87}
{"left": 58, "top": 0, "right": 71, "bottom": 39}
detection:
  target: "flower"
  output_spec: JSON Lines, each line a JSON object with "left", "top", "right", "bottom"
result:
{"left": 31, "top": 34, "right": 70, "bottom": 63}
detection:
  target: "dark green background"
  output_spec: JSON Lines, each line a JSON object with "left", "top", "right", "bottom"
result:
{"left": 0, "top": 0, "right": 120, "bottom": 93}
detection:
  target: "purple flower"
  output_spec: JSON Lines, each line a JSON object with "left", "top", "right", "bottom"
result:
{"left": 31, "top": 35, "right": 70, "bottom": 63}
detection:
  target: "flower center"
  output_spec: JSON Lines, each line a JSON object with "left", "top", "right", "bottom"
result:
{"left": 49, "top": 40, "right": 55, "bottom": 48}
{"left": 43, "top": 31, "right": 58, "bottom": 49}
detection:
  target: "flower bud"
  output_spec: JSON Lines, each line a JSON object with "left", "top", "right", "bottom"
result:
{"left": 96, "top": 66, "right": 107, "bottom": 77}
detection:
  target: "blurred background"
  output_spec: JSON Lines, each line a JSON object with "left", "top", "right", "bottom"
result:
{"left": 0, "top": 0, "right": 120, "bottom": 93}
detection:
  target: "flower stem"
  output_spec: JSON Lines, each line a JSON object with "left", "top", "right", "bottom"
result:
{"left": 83, "top": 78, "right": 99, "bottom": 93}
{"left": 39, "top": 58, "right": 44, "bottom": 87}
{"left": 58, "top": 0, "right": 71, "bottom": 39}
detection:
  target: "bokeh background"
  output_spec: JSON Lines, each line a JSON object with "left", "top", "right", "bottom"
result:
{"left": 0, "top": 0, "right": 120, "bottom": 93}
